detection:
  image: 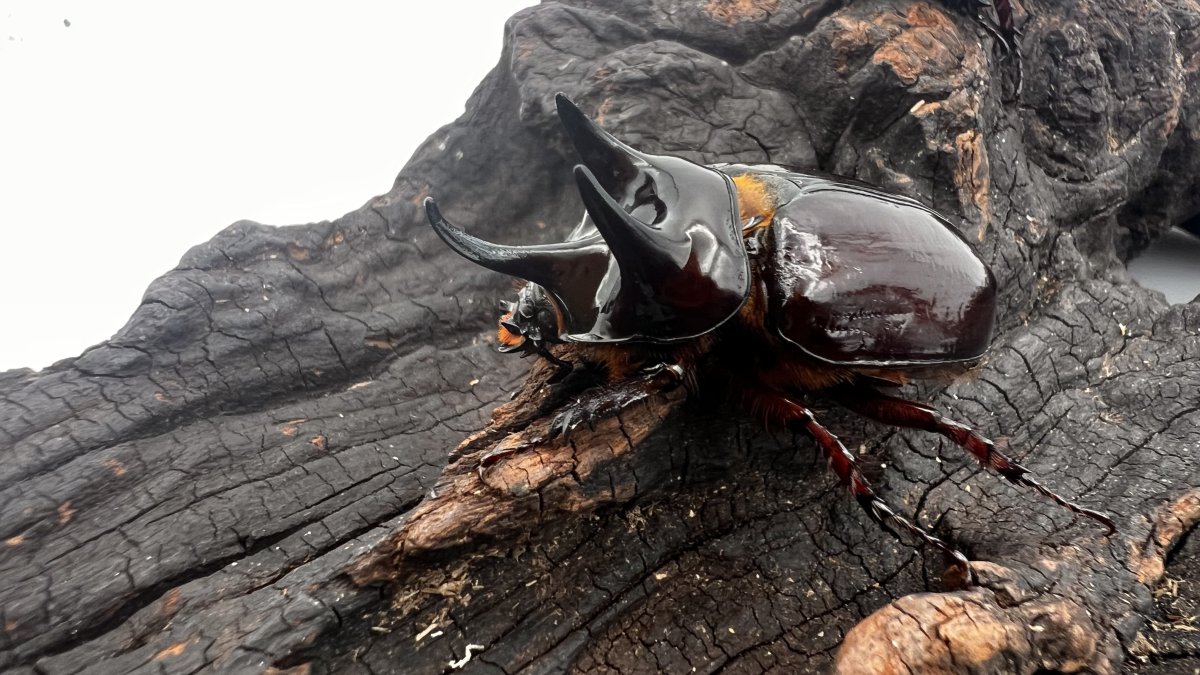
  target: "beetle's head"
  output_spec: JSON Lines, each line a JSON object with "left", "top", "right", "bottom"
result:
{"left": 496, "top": 283, "right": 565, "bottom": 354}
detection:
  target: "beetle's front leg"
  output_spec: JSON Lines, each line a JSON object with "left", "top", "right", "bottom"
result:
{"left": 529, "top": 343, "right": 573, "bottom": 384}
{"left": 549, "top": 363, "right": 686, "bottom": 439}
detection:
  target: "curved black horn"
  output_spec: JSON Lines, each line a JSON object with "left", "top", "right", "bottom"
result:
{"left": 426, "top": 197, "right": 543, "bottom": 275}
{"left": 556, "top": 93, "right": 643, "bottom": 202}
{"left": 572, "top": 166, "right": 683, "bottom": 272}
{"left": 570, "top": 166, "right": 750, "bottom": 343}
{"left": 424, "top": 197, "right": 610, "bottom": 324}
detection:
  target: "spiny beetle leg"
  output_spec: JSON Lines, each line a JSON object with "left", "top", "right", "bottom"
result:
{"left": 750, "top": 387, "right": 971, "bottom": 575}
{"left": 548, "top": 363, "right": 685, "bottom": 441}
{"left": 834, "top": 386, "right": 1117, "bottom": 535}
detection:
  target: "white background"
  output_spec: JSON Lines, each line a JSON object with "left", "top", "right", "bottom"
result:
{"left": 1, "top": 1, "right": 1196, "bottom": 372}
{"left": 0, "top": 1, "right": 535, "bottom": 371}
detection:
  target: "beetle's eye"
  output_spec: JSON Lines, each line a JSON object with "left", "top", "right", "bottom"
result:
{"left": 632, "top": 179, "right": 666, "bottom": 224}
{"left": 537, "top": 308, "right": 555, "bottom": 328}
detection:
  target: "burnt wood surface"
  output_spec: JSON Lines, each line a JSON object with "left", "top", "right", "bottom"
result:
{"left": 4, "top": 1, "right": 1200, "bottom": 673}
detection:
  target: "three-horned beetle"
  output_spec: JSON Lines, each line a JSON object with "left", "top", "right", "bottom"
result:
{"left": 425, "top": 93, "right": 1114, "bottom": 571}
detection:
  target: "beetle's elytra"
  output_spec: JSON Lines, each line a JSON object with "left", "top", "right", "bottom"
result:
{"left": 425, "top": 93, "right": 1114, "bottom": 571}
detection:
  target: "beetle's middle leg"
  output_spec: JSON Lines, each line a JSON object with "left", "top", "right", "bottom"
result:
{"left": 832, "top": 385, "right": 1116, "bottom": 534}
{"left": 745, "top": 386, "right": 971, "bottom": 572}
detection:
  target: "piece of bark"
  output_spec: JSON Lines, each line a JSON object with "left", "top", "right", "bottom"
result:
{"left": 3, "top": 0, "right": 1200, "bottom": 673}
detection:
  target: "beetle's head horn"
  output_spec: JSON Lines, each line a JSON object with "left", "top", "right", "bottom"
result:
{"left": 423, "top": 197, "right": 608, "bottom": 337}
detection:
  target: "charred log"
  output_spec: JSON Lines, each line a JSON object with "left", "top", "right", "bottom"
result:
{"left": 3, "top": 0, "right": 1200, "bottom": 673}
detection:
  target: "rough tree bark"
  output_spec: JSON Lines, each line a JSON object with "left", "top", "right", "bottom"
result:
{"left": 3, "top": 0, "right": 1200, "bottom": 673}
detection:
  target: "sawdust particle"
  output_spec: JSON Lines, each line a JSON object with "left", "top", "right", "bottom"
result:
{"left": 104, "top": 458, "right": 127, "bottom": 477}
{"left": 153, "top": 642, "right": 188, "bottom": 661}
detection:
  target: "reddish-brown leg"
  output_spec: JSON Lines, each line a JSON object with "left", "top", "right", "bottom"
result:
{"left": 746, "top": 386, "right": 970, "bottom": 570}
{"left": 833, "top": 385, "right": 1116, "bottom": 534}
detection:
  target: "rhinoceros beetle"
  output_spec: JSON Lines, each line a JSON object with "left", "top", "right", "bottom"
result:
{"left": 424, "top": 93, "right": 1114, "bottom": 569}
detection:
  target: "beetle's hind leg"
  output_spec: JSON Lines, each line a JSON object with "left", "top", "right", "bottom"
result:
{"left": 747, "top": 387, "right": 971, "bottom": 573}
{"left": 832, "top": 385, "right": 1116, "bottom": 534}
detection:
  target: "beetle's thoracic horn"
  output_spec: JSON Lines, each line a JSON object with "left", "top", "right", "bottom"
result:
{"left": 428, "top": 96, "right": 748, "bottom": 343}
{"left": 572, "top": 166, "right": 680, "bottom": 273}
{"left": 555, "top": 93, "right": 642, "bottom": 204}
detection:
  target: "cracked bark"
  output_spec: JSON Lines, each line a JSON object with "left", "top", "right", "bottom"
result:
{"left": 3, "top": 0, "right": 1200, "bottom": 673}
